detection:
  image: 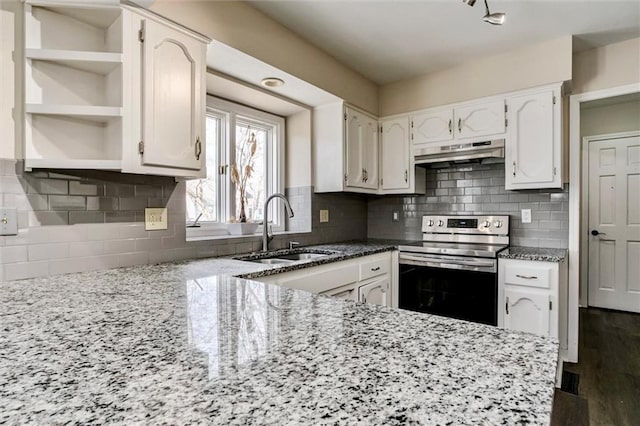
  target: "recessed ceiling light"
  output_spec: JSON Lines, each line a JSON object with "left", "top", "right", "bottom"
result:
{"left": 261, "top": 77, "right": 284, "bottom": 88}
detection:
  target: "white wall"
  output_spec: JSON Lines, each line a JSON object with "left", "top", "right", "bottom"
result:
{"left": 573, "top": 38, "right": 640, "bottom": 95}
{"left": 581, "top": 99, "right": 640, "bottom": 137}
{"left": 379, "top": 36, "right": 572, "bottom": 116}
{"left": 285, "top": 110, "right": 312, "bottom": 188}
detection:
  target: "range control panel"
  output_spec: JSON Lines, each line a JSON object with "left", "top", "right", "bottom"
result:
{"left": 421, "top": 215, "right": 510, "bottom": 235}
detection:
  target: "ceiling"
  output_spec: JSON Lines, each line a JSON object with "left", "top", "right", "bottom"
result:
{"left": 248, "top": 0, "right": 640, "bottom": 85}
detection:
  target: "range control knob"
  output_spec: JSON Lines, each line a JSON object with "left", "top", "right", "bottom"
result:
{"left": 428, "top": 219, "right": 435, "bottom": 226}
{"left": 483, "top": 220, "right": 491, "bottom": 228}
{"left": 437, "top": 220, "right": 445, "bottom": 227}
{"left": 494, "top": 220, "right": 503, "bottom": 228}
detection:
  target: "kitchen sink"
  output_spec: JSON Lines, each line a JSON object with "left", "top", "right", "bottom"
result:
{"left": 234, "top": 249, "right": 336, "bottom": 264}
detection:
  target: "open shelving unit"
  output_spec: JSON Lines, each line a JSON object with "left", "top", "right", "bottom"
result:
{"left": 24, "top": 0, "right": 125, "bottom": 171}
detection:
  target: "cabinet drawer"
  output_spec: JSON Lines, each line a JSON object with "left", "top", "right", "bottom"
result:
{"left": 360, "top": 256, "right": 390, "bottom": 281}
{"left": 504, "top": 264, "right": 552, "bottom": 289}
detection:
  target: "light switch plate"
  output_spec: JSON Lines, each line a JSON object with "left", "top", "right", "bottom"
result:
{"left": 319, "top": 209, "right": 329, "bottom": 223}
{"left": 521, "top": 209, "right": 532, "bottom": 224}
{"left": 145, "top": 207, "right": 168, "bottom": 230}
{"left": 0, "top": 208, "right": 18, "bottom": 235}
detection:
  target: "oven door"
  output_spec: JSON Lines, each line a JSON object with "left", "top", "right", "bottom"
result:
{"left": 398, "top": 253, "right": 498, "bottom": 326}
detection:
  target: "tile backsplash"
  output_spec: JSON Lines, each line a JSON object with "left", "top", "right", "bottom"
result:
{"left": 0, "top": 159, "right": 368, "bottom": 282}
{"left": 367, "top": 161, "right": 569, "bottom": 248}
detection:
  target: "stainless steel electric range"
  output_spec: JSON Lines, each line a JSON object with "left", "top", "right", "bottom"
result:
{"left": 397, "top": 215, "right": 510, "bottom": 326}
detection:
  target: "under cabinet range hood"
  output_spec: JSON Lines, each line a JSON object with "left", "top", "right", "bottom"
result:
{"left": 414, "top": 139, "right": 505, "bottom": 165}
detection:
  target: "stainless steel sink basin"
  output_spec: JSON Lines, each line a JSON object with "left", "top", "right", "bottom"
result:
{"left": 234, "top": 249, "right": 336, "bottom": 264}
{"left": 276, "top": 253, "right": 328, "bottom": 261}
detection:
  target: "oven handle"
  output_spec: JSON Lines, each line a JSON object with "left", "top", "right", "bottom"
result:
{"left": 399, "top": 253, "right": 495, "bottom": 267}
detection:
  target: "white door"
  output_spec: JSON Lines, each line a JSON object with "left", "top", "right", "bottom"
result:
{"left": 323, "top": 284, "right": 358, "bottom": 301}
{"left": 344, "top": 108, "right": 366, "bottom": 188}
{"left": 506, "top": 90, "right": 559, "bottom": 189}
{"left": 358, "top": 278, "right": 390, "bottom": 307}
{"left": 411, "top": 109, "right": 454, "bottom": 145}
{"left": 141, "top": 19, "right": 204, "bottom": 170}
{"left": 503, "top": 287, "right": 551, "bottom": 337}
{"left": 588, "top": 134, "right": 640, "bottom": 313}
{"left": 380, "top": 117, "right": 410, "bottom": 191}
{"left": 454, "top": 99, "right": 505, "bottom": 140}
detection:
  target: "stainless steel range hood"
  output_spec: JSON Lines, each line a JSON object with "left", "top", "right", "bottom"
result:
{"left": 414, "top": 139, "right": 505, "bottom": 165}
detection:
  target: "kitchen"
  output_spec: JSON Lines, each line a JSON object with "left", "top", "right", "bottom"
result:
{"left": 1, "top": 0, "right": 639, "bottom": 424}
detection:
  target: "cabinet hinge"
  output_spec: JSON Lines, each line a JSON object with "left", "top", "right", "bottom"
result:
{"left": 380, "top": 125, "right": 383, "bottom": 133}
{"left": 344, "top": 112, "right": 347, "bottom": 121}
{"left": 411, "top": 120, "right": 414, "bottom": 128}
{"left": 138, "top": 141, "right": 144, "bottom": 155}
{"left": 505, "top": 118, "right": 508, "bottom": 128}
{"left": 138, "top": 21, "right": 145, "bottom": 43}
{"left": 344, "top": 173, "right": 348, "bottom": 182}
{"left": 411, "top": 133, "right": 414, "bottom": 140}
{"left": 380, "top": 178, "right": 383, "bottom": 185}
{"left": 553, "top": 167, "right": 557, "bottom": 176}
{"left": 553, "top": 96, "right": 557, "bottom": 105}
{"left": 549, "top": 300, "right": 553, "bottom": 310}
{"left": 504, "top": 104, "right": 508, "bottom": 113}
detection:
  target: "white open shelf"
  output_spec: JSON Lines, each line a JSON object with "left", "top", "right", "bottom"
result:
{"left": 25, "top": 49, "right": 122, "bottom": 74}
{"left": 26, "top": 104, "right": 122, "bottom": 121}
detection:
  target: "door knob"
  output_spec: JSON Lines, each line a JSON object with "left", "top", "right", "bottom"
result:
{"left": 591, "top": 229, "right": 606, "bottom": 236}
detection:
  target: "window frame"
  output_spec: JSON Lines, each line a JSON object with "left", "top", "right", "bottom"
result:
{"left": 186, "top": 96, "right": 285, "bottom": 238}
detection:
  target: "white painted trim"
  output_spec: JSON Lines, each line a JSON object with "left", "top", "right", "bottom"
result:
{"left": 580, "top": 131, "right": 640, "bottom": 312}
{"left": 568, "top": 83, "right": 640, "bottom": 363}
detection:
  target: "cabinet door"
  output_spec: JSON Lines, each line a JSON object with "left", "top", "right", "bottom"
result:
{"left": 344, "top": 108, "right": 366, "bottom": 188}
{"left": 381, "top": 117, "right": 410, "bottom": 191}
{"left": 411, "top": 109, "right": 454, "bottom": 145}
{"left": 345, "top": 108, "right": 377, "bottom": 190}
{"left": 322, "top": 283, "right": 358, "bottom": 301}
{"left": 141, "top": 19, "right": 205, "bottom": 171}
{"left": 506, "top": 90, "right": 560, "bottom": 189}
{"left": 361, "top": 114, "right": 379, "bottom": 190}
{"left": 454, "top": 99, "right": 505, "bottom": 140}
{"left": 358, "top": 277, "right": 390, "bottom": 307}
{"left": 503, "top": 287, "right": 552, "bottom": 337}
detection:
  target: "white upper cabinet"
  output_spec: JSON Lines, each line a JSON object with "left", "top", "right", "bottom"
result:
{"left": 345, "top": 107, "right": 378, "bottom": 190}
{"left": 411, "top": 108, "right": 454, "bottom": 145}
{"left": 455, "top": 99, "right": 506, "bottom": 140}
{"left": 313, "top": 103, "right": 379, "bottom": 193}
{"left": 380, "top": 116, "right": 426, "bottom": 194}
{"left": 411, "top": 99, "right": 505, "bottom": 146}
{"left": 138, "top": 15, "right": 205, "bottom": 172}
{"left": 23, "top": 1, "right": 209, "bottom": 178}
{"left": 505, "top": 85, "right": 562, "bottom": 189}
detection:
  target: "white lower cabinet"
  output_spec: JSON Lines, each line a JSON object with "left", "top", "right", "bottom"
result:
{"left": 254, "top": 251, "right": 397, "bottom": 308}
{"left": 357, "top": 277, "right": 390, "bottom": 307}
{"left": 499, "top": 258, "right": 567, "bottom": 343}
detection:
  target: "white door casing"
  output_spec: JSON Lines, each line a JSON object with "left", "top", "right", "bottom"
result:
{"left": 587, "top": 134, "right": 640, "bottom": 313}
{"left": 141, "top": 18, "right": 203, "bottom": 170}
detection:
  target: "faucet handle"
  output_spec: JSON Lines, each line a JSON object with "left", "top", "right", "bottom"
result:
{"left": 289, "top": 241, "right": 300, "bottom": 250}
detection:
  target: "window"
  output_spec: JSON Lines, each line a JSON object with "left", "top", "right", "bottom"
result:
{"left": 186, "top": 97, "right": 284, "bottom": 236}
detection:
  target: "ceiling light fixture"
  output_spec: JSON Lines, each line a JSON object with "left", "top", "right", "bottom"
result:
{"left": 462, "top": 0, "right": 477, "bottom": 6}
{"left": 261, "top": 77, "right": 284, "bottom": 88}
{"left": 482, "top": 0, "right": 506, "bottom": 25}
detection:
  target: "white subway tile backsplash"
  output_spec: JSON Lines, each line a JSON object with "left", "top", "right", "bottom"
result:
{"left": 28, "top": 243, "right": 69, "bottom": 261}
{"left": 0, "top": 246, "right": 28, "bottom": 263}
{"left": 4, "top": 261, "right": 49, "bottom": 281}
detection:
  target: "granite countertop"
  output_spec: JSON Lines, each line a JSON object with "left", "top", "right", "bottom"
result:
{"left": 0, "top": 241, "right": 559, "bottom": 424}
{"left": 498, "top": 246, "right": 568, "bottom": 262}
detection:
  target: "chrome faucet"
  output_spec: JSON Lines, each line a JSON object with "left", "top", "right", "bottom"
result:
{"left": 262, "top": 193, "right": 294, "bottom": 251}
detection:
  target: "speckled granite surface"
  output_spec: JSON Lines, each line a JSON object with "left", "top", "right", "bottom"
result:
{"left": 1, "top": 242, "right": 558, "bottom": 424}
{"left": 498, "top": 246, "right": 568, "bottom": 262}
{"left": 233, "top": 241, "right": 404, "bottom": 279}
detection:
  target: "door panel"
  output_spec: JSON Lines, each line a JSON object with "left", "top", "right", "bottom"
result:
{"left": 455, "top": 99, "right": 505, "bottom": 139}
{"left": 588, "top": 135, "right": 640, "bottom": 312}
{"left": 504, "top": 287, "right": 550, "bottom": 337}
{"left": 361, "top": 116, "right": 378, "bottom": 189}
{"left": 381, "top": 117, "right": 410, "bottom": 190}
{"left": 358, "top": 278, "right": 389, "bottom": 307}
{"left": 411, "top": 109, "right": 454, "bottom": 145}
{"left": 345, "top": 108, "right": 365, "bottom": 188}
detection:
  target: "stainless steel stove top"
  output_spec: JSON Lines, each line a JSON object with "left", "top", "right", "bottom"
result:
{"left": 398, "top": 215, "right": 510, "bottom": 259}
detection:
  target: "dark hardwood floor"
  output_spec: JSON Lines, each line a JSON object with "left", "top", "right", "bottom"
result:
{"left": 551, "top": 308, "right": 640, "bottom": 426}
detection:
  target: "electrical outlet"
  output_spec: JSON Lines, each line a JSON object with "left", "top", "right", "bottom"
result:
{"left": 392, "top": 211, "right": 399, "bottom": 222}
{"left": 145, "top": 207, "right": 168, "bottom": 230}
{"left": 0, "top": 208, "right": 18, "bottom": 235}
{"left": 319, "top": 209, "right": 329, "bottom": 223}
{"left": 521, "top": 209, "right": 532, "bottom": 224}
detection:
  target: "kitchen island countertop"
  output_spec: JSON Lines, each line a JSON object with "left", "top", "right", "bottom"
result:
{"left": 0, "top": 242, "right": 558, "bottom": 425}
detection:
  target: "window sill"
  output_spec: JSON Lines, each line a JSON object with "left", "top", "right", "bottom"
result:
{"left": 186, "top": 228, "right": 309, "bottom": 242}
